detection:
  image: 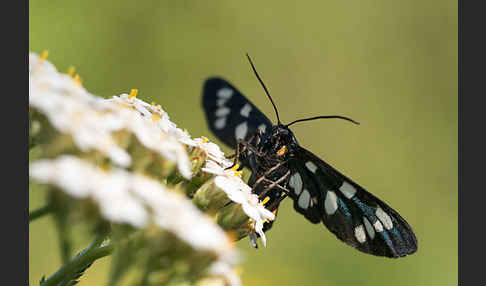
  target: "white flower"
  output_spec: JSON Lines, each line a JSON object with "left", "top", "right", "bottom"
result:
{"left": 214, "top": 176, "right": 275, "bottom": 247}
{"left": 109, "top": 93, "right": 194, "bottom": 145}
{"left": 115, "top": 107, "right": 192, "bottom": 178}
{"left": 201, "top": 160, "right": 226, "bottom": 176}
{"left": 192, "top": 137, "right": 232, "bottom": 167}
{"left": 207, "top": 261, "right": 241, "bottom": 286}
{"left": 29, "top": 58, "right": 132, "bottom": 166}
{"left": 131, "top": 174, "right": 235, "bottom": 255}
{"left": 29, "top": 52, "right": 57, "bottom": 76}
{"left": 30, "top": 156, "right": 147, "bottom": 227}
{"left": 199, "top": 153, "right": 236, "bottom": 178}
{"left": 194, "top": 136, "right": 275, "bottom": 247}
{"left": 29, "top": 156, "right": 237, "bottom": 259}
{"left": 29, "top": 52, "right": 192, "bottom": 178}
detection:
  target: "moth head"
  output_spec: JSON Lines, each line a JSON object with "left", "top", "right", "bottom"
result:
{"left": 261, "top": 124, "right": 299, "bottom": 157}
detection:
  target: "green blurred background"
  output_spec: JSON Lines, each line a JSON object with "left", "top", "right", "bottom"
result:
{"left": 29, "top": 1, "right": 457, "bottom": 285}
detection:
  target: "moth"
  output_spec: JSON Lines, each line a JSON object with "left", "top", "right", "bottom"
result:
{"left": 201, "top": 54, "right": 417, "bottom": 258}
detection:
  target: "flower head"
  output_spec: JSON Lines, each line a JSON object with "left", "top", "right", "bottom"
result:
{"left": 30, "top": 156, "right": 236, "bottom": 258}
{"left": 29, "top": 52, "right": 193, "bottom": 178}
{"left": 192, "top": 135, "right": 275, "bottom": 247}
{"left": 192, "top": 137, "right": 231, "bottom": 166}
{"left": 214, "top": 175, "right": 275, "bottom": 247}
{"left": 29, "top": 54, "right": 132, "bottom": 167}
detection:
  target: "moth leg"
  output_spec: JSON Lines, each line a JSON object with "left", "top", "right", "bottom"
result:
{"left": 246, "top": 131, "right": 267, "bottom": 157}
{"left": 266, "top": 193, "right": 288, "bottom": 211}
{"left": 260, "top": 179, "right": 290, "bottom": 194}
{"left": 238, "top": 131, "right": 265, "bottom": 157}
{"left": 252, "top": 161, "right": 287, "bottom": 188}
{"left": 257, "top": 170, "right": 291, "bottom": 199}
{"left": 244, "top": 144, "right": 265, "bottom": 157}
{"left": 226, "top": 139, "right": 246, "bottom": 170}
{"left": 225, "top": 153, "right": 236, "bottom": 159}
{"left": 225, "top": 132, "right": 263, "bottom": 170}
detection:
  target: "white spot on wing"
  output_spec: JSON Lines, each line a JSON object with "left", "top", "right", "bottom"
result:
{"left": 235, "top": 122, "right": 248, "bottom": 140}
{"left": 216, "top": 98, "right": 229, "bottom": 107}
{"left": 354, "top": 224, "right": 366, "bottom": 243}
{"left": 324, "top": 191, "right": 338, "bottom": 215}
{"left": 217, "top": 88, "right": 233, "bottom": 99}
{"left": 240, "top": 103, "right": 252, "bottom": 117}
{"left": 298, "top": 189, "right": 311, "bottom": 209}
{"left": 289, "top": 173, "right": 303, "bottom": 195}
{"left": 215, "top": 107, "right": 230, "bottom": 117}
{"left": 214, "top": 117, "right": 226, "bottom": 129}
{"left": 305, "top": 161, "right": 318, "bottom": 173}
{"left": 374, "top": 220, "right": 384, "bottom": 232}
{"left": 339, "top": 181, "right": 357, "bottom": 199}
{"left": 258, "top": 124, "right": 267, "bottom": 133}
{"left": 375, "top": 207, "right": 393, "bottom": 230}
{"left": 363, "top": 217, "right": 375, "bottom": 239}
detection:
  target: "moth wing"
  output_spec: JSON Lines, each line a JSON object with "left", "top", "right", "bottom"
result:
{"left": 287, "top": 146, "right": 418, "bottom": 258}
{"left": 202, "top": 77, "right": 273, "bottom": 148}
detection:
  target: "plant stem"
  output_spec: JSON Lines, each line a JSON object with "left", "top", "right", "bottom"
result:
{"left": 29, "top": 205, "right": 53, "bottom": 222}
{"left": 40, "top": 241, "right": 114, "bottom": 286}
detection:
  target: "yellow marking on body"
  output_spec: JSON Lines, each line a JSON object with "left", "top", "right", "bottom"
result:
{"left": 261, "top": 196, "right": 270, "bottom": 205}
{"left": 276, "top": 145, "right": 287, "bottom": 156}
{"left": 201, "top": 136, "right": 209, "bottom": 143}
{"left": 129, "top": 88, "right": 138, "bottom": 99}
{"left": 151, "top": 101, "right": 156, "bottom": 106}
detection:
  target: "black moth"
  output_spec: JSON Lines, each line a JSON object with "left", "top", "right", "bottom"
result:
{"left": 201, "top": 54, "right": 417, "bottom": 258}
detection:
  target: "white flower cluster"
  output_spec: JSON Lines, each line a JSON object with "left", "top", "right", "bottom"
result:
{"left": 29, "top": 52, "right": 192, "bottom": 178}
{"left": 29, "top": 156, "right": 233, "bottom": 254}
{"left": 30, "top": 156, "right": 240, "bottom": 285}
{"left": 29, "top": 51, "right": 274, "bottom": 283}
{"left": 198, "top": 143, "right": 275, "bottom": 247}
{"left": 29, "top": 53, "right": 132, "bottom": 167}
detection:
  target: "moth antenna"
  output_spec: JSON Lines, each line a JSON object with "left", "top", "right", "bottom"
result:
{"left": 286, "top": 115, "right": 360, "bottom": 127}
{"left": 246, "top": 53, "right": 281, "bottom": 125}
